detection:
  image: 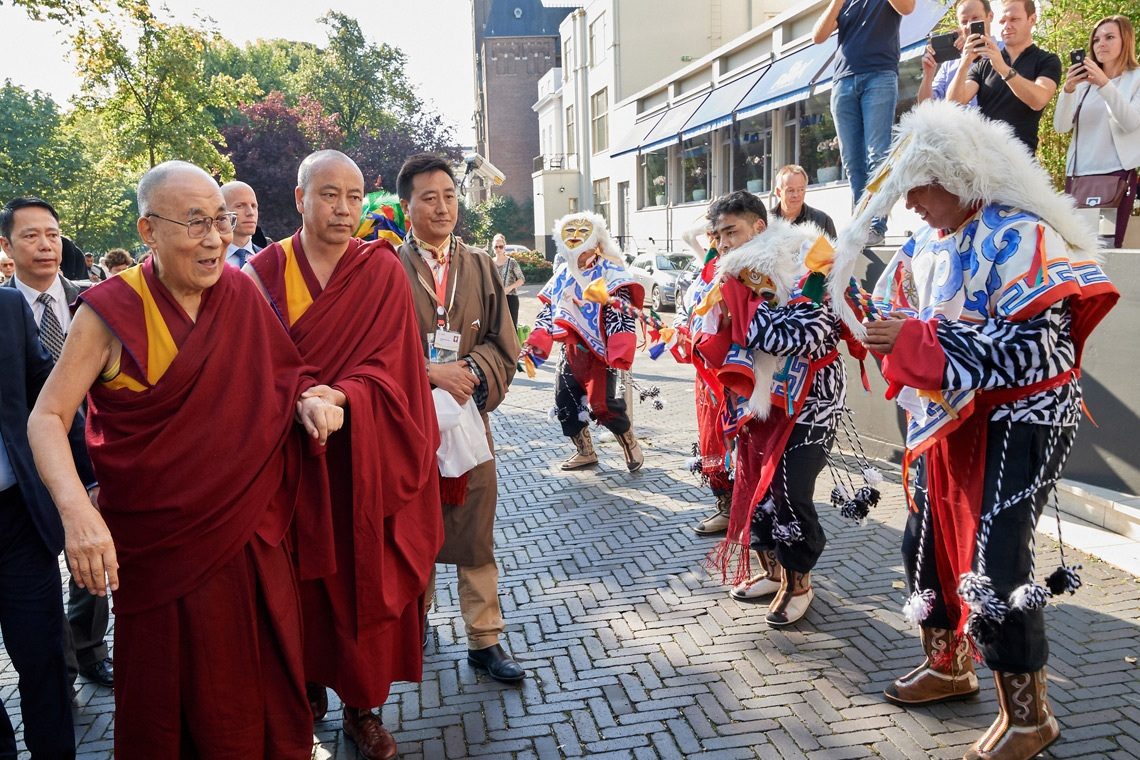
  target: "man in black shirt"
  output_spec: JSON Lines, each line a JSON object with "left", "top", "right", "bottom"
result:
{"left": 768, "top": 165, "right": 838, "bottom": 238}
{"left": 946, "top": 0, "right": 1060, "bottom": 152}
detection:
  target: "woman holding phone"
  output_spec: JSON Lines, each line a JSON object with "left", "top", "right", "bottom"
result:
{"left": 1054, "top": 15, "right": 1140, "bottom": 248}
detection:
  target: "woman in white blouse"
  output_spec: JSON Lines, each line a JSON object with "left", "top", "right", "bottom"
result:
{"left": 1054, "top": 15, "right": 1140, "bottom": 248}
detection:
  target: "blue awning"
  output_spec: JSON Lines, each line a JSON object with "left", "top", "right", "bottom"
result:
{"left": 680, "top": 67, "right": 769, "bottom": 141}
{"left": 635, "top": 95, "right": 709, "bottom": 154}
{"left": 734, "top": 37, "right": 837, "bottom": 120}
{"left": 611, "top": 110, "right": 668, "bottom": 158}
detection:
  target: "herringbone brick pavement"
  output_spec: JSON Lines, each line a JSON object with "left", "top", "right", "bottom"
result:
{"left": 3, "top": 343, "right": 1138, "bottom": 759}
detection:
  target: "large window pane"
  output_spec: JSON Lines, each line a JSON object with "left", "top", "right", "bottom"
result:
{"left": 591, "top": 88, "right": 609, "bottom": 153}
{"left": 680, "top": 135, "right": 710, "bottom": 204}
{"left": 593, "top": 178, "right": 610, "bottom": 225}
{"left": 795, "top": 93, "right": 845, "bottom": 186}
{"left": 640, "top": 150, "right": 669, "bottom": 208}
{"left": 733, "top": 112, "right": 773, "bottom": 194}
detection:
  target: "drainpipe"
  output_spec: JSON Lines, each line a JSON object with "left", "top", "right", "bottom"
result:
{"left": 574, "top": 8, "right": 592, "bottom": 210}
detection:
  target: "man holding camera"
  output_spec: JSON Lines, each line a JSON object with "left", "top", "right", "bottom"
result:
{"left": 946, "top": 0, "right": 1061, "bottom": 153}
{"left": 918, "top": 0, "right": 999, "bottom": 107}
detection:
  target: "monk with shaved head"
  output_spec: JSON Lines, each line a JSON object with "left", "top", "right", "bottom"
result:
{"left": 28, "top": 160, "right": 345, "bottom": 758}
{"left": 246, "top": 149, "right": 443, "bottom": 760}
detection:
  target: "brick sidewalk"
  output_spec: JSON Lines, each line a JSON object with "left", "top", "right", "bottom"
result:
{"left": 4, "top": 352, "right": 1138, "bottom": 759}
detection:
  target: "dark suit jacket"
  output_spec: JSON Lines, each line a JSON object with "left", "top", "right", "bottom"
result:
{"left": 3, "top": 272, "right": 84, "bottom": 308}
{"left": 0, "top": 289, "right": 95, "bottom": 554}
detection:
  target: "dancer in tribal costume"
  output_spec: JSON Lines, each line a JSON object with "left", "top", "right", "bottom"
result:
{"left": 827, "top": 101, "right": 1118, "bottom": 760}
{"left": 524, "top": 212, "right": 646, "bottom": 471}
{"left": 673, "top": 219, "right": 737, "bottom": 535}
{"left": 697, "top": 190, "right": 850, "bottom": 626}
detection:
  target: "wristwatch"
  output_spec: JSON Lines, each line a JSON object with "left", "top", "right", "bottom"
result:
{"left": 1002, "top": 68, "right": 1018, "bottom": 82}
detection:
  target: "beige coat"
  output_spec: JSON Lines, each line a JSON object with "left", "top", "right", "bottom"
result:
{"left": 398, "top": 239, "right": 519, "bottom": 566}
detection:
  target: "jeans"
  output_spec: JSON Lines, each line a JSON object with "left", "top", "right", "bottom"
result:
{"left": 831, "top": 70, "right": 898, "bottom": 234}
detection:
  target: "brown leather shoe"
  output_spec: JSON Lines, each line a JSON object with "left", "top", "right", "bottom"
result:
{"left": 963, "top": 669, "right": 1060, "bottom": 760}
{"left": 885, "top": 627, "right": 979, "bottom": 705}
{"left": 561, "top": 429, "right": 598, "bottom": 470}
{"left": 343, "top": 706, "right": 398, "bottom": 760}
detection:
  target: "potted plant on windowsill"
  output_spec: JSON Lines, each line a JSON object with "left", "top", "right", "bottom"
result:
{"left": 816, "top": 137, "right": 841, "bottom": 183}
{"left": 745, "top": 155, "right": 765, "bottom": 193}
{"left": 690, "top": 165, "right": 707, "bottom": 202}
{"left": 652, "top": 175, "right": 666, "bottom": 206}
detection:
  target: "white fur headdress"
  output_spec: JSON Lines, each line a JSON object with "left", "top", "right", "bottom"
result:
{"left": 827, "top": 100, "right": 1099, "bottom": 338}
{"left": 717, "top": 219, "right": 827, "bottom": 418}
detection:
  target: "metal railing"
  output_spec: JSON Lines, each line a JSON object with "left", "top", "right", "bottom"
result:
{"left": 533, "top": 154, "right": 578, "bottom": 172}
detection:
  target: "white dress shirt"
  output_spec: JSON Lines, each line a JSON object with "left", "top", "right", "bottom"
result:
{"left": 14, "top": 274, "right": 71, "bottom": 333}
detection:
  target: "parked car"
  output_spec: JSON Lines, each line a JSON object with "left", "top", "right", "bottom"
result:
{"left": 626, "top": 252, "right": 694, "bottom": 311}
{"left": 672, "top": 257, "right": 703, "bottom": 309}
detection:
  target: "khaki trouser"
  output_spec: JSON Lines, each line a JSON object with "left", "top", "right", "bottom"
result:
{"left": 428, "top": 561, "right": 504, "bottom": 650}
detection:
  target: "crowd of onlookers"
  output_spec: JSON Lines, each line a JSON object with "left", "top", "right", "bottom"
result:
{"left": 816, "top": 0, "right": 1138, "bottom": 248}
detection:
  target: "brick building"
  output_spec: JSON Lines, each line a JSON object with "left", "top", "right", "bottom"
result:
{"left": 471, "top": 0, "right": 573, "bottom": 203}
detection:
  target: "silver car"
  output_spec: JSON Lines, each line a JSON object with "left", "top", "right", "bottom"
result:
{"left": 626, "top": 252, "right": 694, "bottom": 311}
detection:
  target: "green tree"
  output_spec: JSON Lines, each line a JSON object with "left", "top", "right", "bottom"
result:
{"left": 205, "top": 38, "right": 320, "bottom": 108}
{"left": 0, "top": 81, "right": 83, "bottom": 201}
{"left": 55, "top": 112, "right": 139, "bottom": 251}
{"left": 1034, "top": 0, "right": 1122, "bottom": 187}
{"left": 72, "top": 4, "right": 256, "bottom": 173}
{"left": 293, "top": 12, "right": 420, "bottom": 143}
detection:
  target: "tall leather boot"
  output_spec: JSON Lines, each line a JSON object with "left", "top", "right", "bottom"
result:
{"left": 964, "top": 669, "right": 1060, "bottom": 760}
{"left": 884, "top": 626, "right": 979, "bottom": 705}
{"left": 765, "top": 569, "right": 813, "bottom": 626}
{"left": 730, "top": 549, "right": 784, "bottom": 599}
{"left": 694, "top": 491, "right": 732, "bottom": 536}
{"left": 615, "top": 428, "right": 644, "bottom": 472}
{"left": 561, "top": 428, "right": 598, "bottom": 470}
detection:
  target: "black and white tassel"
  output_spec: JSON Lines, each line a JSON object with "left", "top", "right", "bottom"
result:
{"left": 958, "top": 572, "right": 1009, "bottom": 622}
{"left": 1009, "top": 582, "right": 1050, "bottom": 611}
{"left": 1046, "top": 564, "right": 1083, "bottom": 596}
{"left": 966, "top": 612, "right": 1001, "bottom": 646}
{"left": 771, "top": 518, "right": 803, "bottom": 545}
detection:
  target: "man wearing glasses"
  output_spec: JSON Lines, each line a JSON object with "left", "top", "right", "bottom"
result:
{"left": 28, "top": 161, "right": 345, "bottom": 758}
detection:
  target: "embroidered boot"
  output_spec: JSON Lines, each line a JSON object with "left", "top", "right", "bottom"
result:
{"left": 730, "top": 549, "right": 783, "bottom": 599}
{"left": 884, "top": 627, "right": 979, "bottom": 705}
{"left": 694, "top": 492, "right": 732, "bottom": 535}
{"left": 616, "top": 428, "right": 644, "bottom": 472}
{"left": 765, "top": 569, "right": 813, "bottom": 626}
{"left": 561, "top": 428, "right": 598, "bottom": 470}
{"left": 963, "top": 669, "right": 1060, "bottom": 760}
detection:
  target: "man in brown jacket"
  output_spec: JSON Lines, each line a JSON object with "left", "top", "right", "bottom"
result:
{"left": 396, "top": 153, "right": 525, "bottom": 683}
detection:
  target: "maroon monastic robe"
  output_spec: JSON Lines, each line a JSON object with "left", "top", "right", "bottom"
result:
{"left": 251, "top": 232, "right": 444, "bottom": 707}
{"left": 80, "top": 261, "right": 325, "bottom": 758}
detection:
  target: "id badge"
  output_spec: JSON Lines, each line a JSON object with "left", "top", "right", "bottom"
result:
{"left": 429, "top": 329, "right": 461, "bottom": 364}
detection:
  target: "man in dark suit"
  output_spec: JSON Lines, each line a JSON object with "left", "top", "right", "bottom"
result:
{"left": 1, "top": 197, "right": 113, "bottom": 691}
{"left": 221, "top": 181, "right": 263, "bottom": 268}
{"left": 0, "top": 286, "right": 96, "bottom": 759}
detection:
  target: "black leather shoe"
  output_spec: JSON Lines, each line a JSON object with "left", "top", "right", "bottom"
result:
{"left": 467, "top": 644, "right": 526, "bottom": 683}
{"left": 80, "top": 657, "right": 114, "bottom": 688}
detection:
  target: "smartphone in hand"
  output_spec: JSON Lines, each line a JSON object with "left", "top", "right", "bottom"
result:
{"left": 1070, "top": 49, "right": 1086, "bottom": 66}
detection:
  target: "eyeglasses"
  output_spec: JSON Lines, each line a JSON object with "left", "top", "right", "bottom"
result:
{"left": 147, "top": 212, "right": 238, "bottom": 239}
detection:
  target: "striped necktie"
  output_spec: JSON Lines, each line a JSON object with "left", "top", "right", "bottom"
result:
{"left": 37, "top": 292, "right": 66, "bottom": 361}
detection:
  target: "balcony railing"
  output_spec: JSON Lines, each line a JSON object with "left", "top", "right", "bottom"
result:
{"left": 533, "top": 154, "right": 578, "bottom": 172}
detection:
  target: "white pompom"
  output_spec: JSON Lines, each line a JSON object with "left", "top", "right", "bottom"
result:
{"left": 862, "top": 467, "right": 884, "bottom": 486}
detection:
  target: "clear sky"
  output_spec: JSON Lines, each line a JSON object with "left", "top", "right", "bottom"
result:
{"left": 0, "top": 0, "right": 477, "bottom": 144}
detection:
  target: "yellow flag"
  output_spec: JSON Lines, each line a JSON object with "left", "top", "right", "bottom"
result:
{"left": 582, "top": 277, "right": 611, "bottom": 305}
{"left": 803, "top": 236, "right": 836, "bottom": 275}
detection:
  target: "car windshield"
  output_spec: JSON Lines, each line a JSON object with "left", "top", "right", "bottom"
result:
{"left": 655, "top": 255, "right": 692, "bottom": 271}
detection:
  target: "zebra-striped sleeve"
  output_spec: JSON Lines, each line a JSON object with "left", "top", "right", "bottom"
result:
{"left": 936, "top": 302, "right": 1075, "bottom": 394}
{"left": 745, "top": 302, "right": 835, "bottom": 357}
{"left": 603, "top": 286, "right": 638, "bottom": 336}
{"left": 533, "top": 301, "right": 554, "bottom": 332}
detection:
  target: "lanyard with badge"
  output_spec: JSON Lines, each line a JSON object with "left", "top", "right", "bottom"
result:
{"left": 421, "top": 241, "right": 461, "bottom": 364}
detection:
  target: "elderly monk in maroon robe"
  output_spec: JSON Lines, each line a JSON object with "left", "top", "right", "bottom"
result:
{"left": 395, "top": 153, "right": 525, "bottom": 684}
{"left": 27, "top": 161, "right": 344, "bottom": 759}
{"left": 246, "top": 149, "right": 443, "bottom": 760}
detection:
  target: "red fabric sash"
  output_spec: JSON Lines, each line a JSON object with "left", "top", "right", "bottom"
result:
{"left": 566, "top": 342, "right": 619, "bottom": 424}
{"left": 914, "top": 369, "right": 1077, "bottom": 635}
{"left": 80, "top": 266, "right": 327, "bottom": 615}
{"left": 253, "top": 235, "right": 444, "bottom": 633}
